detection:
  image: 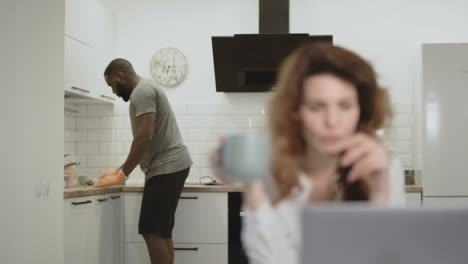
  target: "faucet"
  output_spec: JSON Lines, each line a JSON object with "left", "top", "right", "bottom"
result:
{"left": 64, "top": 161, "right": 79, "bottom": 169}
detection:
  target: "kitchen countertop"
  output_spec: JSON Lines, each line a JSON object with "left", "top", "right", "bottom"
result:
{"left": 64, "top": 184, "right": 423, "bottom": 199}
{"left": 64, "top": 184, "right": 244, "bottom": 199}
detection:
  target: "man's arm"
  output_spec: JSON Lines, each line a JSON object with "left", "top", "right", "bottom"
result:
{"left": 120, "top": 112, "right": 155, "bottom": 176}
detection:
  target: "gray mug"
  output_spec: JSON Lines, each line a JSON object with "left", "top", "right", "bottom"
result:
{"left": 221, "top": 132, "right": 271, "bottom": 183}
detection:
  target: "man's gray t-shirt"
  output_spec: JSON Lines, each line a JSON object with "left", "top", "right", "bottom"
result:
{"left": 129, "top": 78, "right": 192, "bottom": 180}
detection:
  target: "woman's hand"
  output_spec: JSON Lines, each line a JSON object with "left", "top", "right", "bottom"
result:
{"left": 338, "top": 133, "right": 390, "bottom": 204}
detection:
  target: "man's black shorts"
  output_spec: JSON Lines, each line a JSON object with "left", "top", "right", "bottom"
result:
{"left": 138, "top": 167, "right": 190, "bottom": 238}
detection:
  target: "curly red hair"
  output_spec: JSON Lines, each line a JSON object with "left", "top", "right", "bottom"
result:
{"left": 268, "top": 44, "right": 392, "bottom": 200}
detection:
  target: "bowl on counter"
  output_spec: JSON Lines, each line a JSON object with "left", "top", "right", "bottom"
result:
{"left": 77, "top": 175, "right": 94, "bottom": 186}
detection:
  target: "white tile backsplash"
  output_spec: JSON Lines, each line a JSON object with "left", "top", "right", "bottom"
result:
{"left": 64, "top": 142, "right": 76, "bottom": 156}
{"left": 67, "top": 101, "right": 416, "bottom": 183}
{"left": 100, "top": 142, "right": 125, "bottom": 155}
{"left": 76, "top": 117, "right": 101, "bottom": 129}
{"left": 77, "top": 169, "right": 100, "bottom": 179}
{"left": 87, "top": 130, "right": 113, "bottom": 142}
{"left": 251, "top": 116, "right": 266, "bottom": 127}
{"left": 199, "top": 142, "right": 218, "bottom": 155}
{"left": 113, "top": 103, "right": 129, "bottom": 117}
{"left": 87, "top": 105, "right": 113, "bottom": 117}
{"left": 76, "top": 130, "right": 87, "bottom": 142}
{"left": 65, "top": 116, "right": 76, "bottom": 130}
{"left": 395, "top": 128, "right": 412, "bottom": 140}
{"left": 74, "top": 156, "right": 88, "bottom": 168}
{"left": 191, "top": 155, "right": 210, "bottom": 168}
{"left": 75, "top": 104, "right": 88, "bottom": 117}
{"left": 110, "top": 155, "right": 127, "bottom": 167}
{"left": 65, "top": 129, "right": 76, "bottom": 142}
{"left": 200, "top": 168, "right": 214, "bottom": 178}
{"left": 171, "top": 104, "right": 187, "bottom": 115}
{"left": 185, "top": 142, "right": 201, "bottom": 155}
{"left": 185, "top": 129, "right": 212, "bottom": 141}
{"left": 392, "top": 114, "right": 411, "bottom": 127}
{"left": 87, "top": 156, "right": 111, "bottom": 168}
{"left": 392, "top": 103, "right": 411, "bottom": 113}
{"left": 187, "top": 167, "right": 200, "bottom": 181}
{"left": 113, "top": 129, "right": 133, "bottom": 142}
{"left": 99, "top": 117, "right": 114, "bottom": 129}
{"left": 76, "top": 143, "right": 100, "bottom": 155}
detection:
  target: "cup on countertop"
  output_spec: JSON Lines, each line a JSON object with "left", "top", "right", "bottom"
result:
{"left": 221, "top": 131, "right": 271, "bottom": 183}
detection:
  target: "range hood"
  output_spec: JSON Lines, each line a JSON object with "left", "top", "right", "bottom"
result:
{"left": 212, "top": 0, "right": 333, "bottom": 92}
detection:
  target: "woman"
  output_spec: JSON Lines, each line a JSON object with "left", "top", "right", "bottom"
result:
{"left": 211, "top": 44, "right": 405, "bottom": 264}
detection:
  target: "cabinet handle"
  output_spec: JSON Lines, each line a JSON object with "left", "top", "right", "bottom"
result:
{"left": 174, "top": 247, "right": 199, "bottom": 251}
{"left": 110, "top": 196, "right": 120, "bottom": 200}
{"left": 71, "top": 200, "right": 92, "bottom": 206}
{"left": 179, "top": 196, "right": 198, "bottom": 200}
{"left": 97, "top": 198, "right": 108, "bottom": 202}
{"left": 100, "top": 95, "right": 116, "bottom": 101}
{"left": 71, "top": 86, "right": 90, "bottom": 93}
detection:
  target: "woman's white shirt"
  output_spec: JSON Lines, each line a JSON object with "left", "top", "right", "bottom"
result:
{"left": 241, "top": 158, "right": 406, "bottom": 264}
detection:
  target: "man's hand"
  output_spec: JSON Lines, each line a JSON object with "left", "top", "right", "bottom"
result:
{"left": 94, "top": 169, "right": 128, "bottom": 187}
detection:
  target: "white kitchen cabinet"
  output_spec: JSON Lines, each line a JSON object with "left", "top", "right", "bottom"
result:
{"left": 91, "top": 51, "right": 117, "bottom": 102}
{"left": 125, "top": 242, "right": 228, "bottom": 264}
{"left": 423, "top": 197, "right": 468, "bottom": 208}
{"left": 95, "top": 194, "right": 121, "bottom": 264}
{"left": 65, "top": 0, "right": 116, "bottom": 49}
{"left": 124, "top": 243, "right": 149, "bottom": 264}
{"left": 124, "top": 192, "right": 228, "bottom": 243}
{"left": 64, "top": 35, "right": 95, "bottom": 95}
{"left": 64, "top": 196, "right": 93, "bottom": 264}
{"left": 64, "top": 0, "right": 117, "bottom": 103}
{"left": 123, "top": 192, "right": 228, "bottom": 264}
{"left": 405, "top": 192, "right": 422, "bottom": 207}
{"left": 65, "top": 0, "right": 98, "bottom": 47}
{"left": 174, "top": 192, "right": 228, "bottom": 243}
{"left": 64, "top": 194, "right": 121, "bottom": 264}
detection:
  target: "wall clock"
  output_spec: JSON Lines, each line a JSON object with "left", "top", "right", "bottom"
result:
{"left": 150, "top": 47, "right": 188, "bottom": 87}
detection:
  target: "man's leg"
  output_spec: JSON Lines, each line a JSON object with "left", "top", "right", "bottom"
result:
{"left": 143, "top": 234, "right": 170, "bottom": 264}
{"left": 165, "top": 238, "right": 175, "bottom": 264}
{"left": 139, "top": 168, "right": 190, "bottom": 264}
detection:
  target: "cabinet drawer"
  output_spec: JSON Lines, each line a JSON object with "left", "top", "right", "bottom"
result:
{"left": 173, "top": 192, "right": 228, "bottom": 243}
{"left": 125, "top": 243, "right": 227, "bottom": 264}
{"left": 123, "top": 192, "right": 228, "bottom": 243}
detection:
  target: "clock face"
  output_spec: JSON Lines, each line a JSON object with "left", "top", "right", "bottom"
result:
{"left": 150, "top": 47, "right": 188, "bottom": 87}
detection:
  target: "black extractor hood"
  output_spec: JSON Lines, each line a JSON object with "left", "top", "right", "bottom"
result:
{"left": 212, "top": 0, "right": 333, "bottom": 92}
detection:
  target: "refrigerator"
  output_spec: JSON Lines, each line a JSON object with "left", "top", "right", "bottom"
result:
{"left": 422, "top": 43, "right": 468, "bottom": 207}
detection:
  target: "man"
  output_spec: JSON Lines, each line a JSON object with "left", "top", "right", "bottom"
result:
{"left": 96, "top": 58, "right": 192, "bottom": 264}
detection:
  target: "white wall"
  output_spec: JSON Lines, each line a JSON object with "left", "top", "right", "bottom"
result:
{"left": 1, "top": 1, "right": 64, "bottom": 263}
{"left": 112, "top": 0, "right": 267, "bottom": 105}
{"left": 107, "top": 0, "right": 468, "bottom": 172}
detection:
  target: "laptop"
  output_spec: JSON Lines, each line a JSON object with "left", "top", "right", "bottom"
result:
{"left": 302, "top": 204, "right": 468, "bottom": 264}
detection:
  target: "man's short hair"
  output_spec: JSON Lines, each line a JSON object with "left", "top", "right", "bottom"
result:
{"left": 104, "top": 58, "right": 136, "bottom": 76}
